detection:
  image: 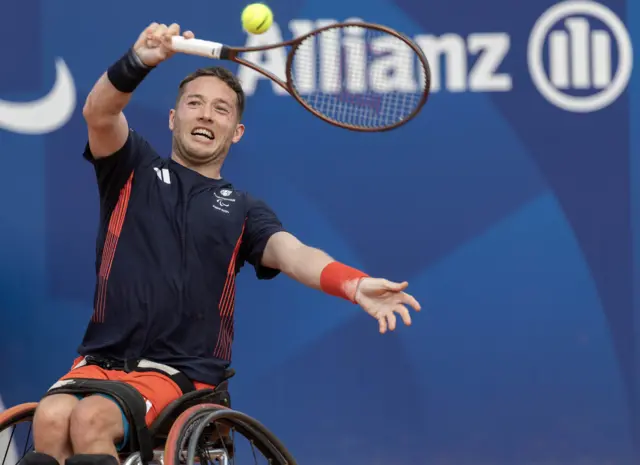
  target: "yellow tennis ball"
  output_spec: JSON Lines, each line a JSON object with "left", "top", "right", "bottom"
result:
{"left": 241, "top": 3, "right": 273, "bottom": 35}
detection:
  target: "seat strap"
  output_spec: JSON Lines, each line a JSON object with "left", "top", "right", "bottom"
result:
{"left": 76, "top": 356, "right": 196, "bottom": 394}
{"left": 133, "top": 360, "right": 195, "bottom": 395}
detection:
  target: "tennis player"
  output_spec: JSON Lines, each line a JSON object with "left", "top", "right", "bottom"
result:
{"left": 22, "top": 22, "right": 421, "bottom": 465}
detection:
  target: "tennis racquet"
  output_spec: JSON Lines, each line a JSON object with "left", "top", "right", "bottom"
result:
{"left": 171, "top": 21, "right": 431, "bottom": 132}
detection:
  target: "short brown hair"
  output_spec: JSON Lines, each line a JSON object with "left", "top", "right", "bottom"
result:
{"left": 176, "top": 66, "right": 246, "bottom": 119}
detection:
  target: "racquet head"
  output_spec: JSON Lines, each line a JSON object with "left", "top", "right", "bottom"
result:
{"left": 285, "top": 22, "right": 431, "bottom": 132}
{"left": 171, "top": 21, "right": 431, "bottom": 132}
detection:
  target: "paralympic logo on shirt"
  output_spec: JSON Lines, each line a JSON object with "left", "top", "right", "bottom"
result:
{"left": 213, "top": 190, "right": 235, "bottom": 213}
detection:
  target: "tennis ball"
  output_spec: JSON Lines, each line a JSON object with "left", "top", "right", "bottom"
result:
{"left": 241, "top": 3, "right": 273, "bottom": 35}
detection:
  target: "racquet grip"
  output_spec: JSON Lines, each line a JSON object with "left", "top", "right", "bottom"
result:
{"left": 171, "top": 36, "right": 224, "bottom": 59}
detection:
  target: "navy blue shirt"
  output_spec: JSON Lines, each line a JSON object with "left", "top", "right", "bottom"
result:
{"left": 77, "top": 128, "right": 285, "bottom": 385}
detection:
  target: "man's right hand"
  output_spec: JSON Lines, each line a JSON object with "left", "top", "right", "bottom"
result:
{"left": 133, "top": 22, "right": 195, "bottom": 67}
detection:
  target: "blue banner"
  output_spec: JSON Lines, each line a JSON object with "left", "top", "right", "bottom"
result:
{"left": 0, "top": 0, "right": 636, "bottom": 463}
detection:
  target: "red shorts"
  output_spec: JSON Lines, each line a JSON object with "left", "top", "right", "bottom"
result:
{"left": 59, "top": 356, "right": 215, "bottom": 426}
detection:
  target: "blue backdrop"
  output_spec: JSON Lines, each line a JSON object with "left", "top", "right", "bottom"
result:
{"left": 0, "top": 0, "right": 637, "bottom": 463}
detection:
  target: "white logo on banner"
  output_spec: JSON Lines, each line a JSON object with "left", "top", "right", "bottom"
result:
{"left": 528, "top": 0, "right": 633, "bottom": 112}
{"left": 0, "top": 58, "right": 76, "bottom": 134}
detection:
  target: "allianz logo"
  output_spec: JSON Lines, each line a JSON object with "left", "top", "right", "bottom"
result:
{"left": 239, "top": 19, "right": 512, "bottom": 94}
{"left": 238, "top": 0, "right": 633, "bottom": 113}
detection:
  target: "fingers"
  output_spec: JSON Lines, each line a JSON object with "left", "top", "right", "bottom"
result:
{"left": 401, "top": 292, "right": 421, "bottom": 312}
{"left": 382, "top": 279, "right": 408, "bottom": 292}
{"left": 136, "top": 22, "right": 158, "bottom": 43}
{"left": 133, "top": 21, "right": 190, "bottom": 66}
{"left": 150, "top": 23, "right": 168, "bottom": 39}
{"left": 378, "top": 315, "right": 387, "bottom": 334}
{"left": 145, "top": 22, "right": 159, "bottom": 34}
{"left": 158, "top": 23, "right": 179, "bottom": 47}
{"left": 361, "top": 278, "right": 422, "bottom": 334}
{"left": 386, "top": 312, "right": 397, "bottom": 332}
{"left": 164, "top": 23, "right": 181, "bottom": 44}
{"left": 142, "top": 23, "right": 166, "bottom": 48}
{"left": 396, "top": 304, "right": 412, "bottom": 326}
{"left": 167, "top": 23, "right": 180, "bottom": 35}
{"left": 377, "top": 303, "right": 415, "bottom": 334}
{"left": 183, "top": 30, "right": 195, "bottom": 39}
{"left": 143, "top": 22, "right": 186, "bottom": 45}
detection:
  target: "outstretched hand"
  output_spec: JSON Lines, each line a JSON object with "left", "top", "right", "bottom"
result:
{"left": 354, "top": 278, "right": 421, "bottom": 334}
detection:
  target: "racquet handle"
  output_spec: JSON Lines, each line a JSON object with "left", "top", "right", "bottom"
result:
{"left": 171, "top": 36, "right": 224, "bottom": 59}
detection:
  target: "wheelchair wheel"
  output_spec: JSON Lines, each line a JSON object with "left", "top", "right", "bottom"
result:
{"left": 0, "top": 403, "right": 38, "bottom": 465}
{"left": 164, "top": 404, "right": 297, "bottom": 465}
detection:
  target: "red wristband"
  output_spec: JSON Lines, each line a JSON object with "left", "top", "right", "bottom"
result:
{"left": 320, "top": 261, "right": 369, "bottom": 303}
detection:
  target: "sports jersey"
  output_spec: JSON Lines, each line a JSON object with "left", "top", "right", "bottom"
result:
{"left": 77, "top": 128, "right": 285, "bottom": 385}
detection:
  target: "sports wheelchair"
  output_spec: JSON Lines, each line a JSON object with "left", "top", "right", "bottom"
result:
{"left": 0, "top": 369, "right": 297, "bottom": 465}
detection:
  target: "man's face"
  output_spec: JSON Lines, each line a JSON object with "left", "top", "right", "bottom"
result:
{"left": 169, "top": 76, "right": 244, "bottom": 165}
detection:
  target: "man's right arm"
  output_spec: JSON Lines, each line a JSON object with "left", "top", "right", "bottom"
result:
{"left": 82, "top": 72, "right": 132, "bottom": 159}
{"left": 82, "top": 22, "right": 160, "bottom": 159}
{"left": 83, "top": 22, "right": 191, "bottom": 159}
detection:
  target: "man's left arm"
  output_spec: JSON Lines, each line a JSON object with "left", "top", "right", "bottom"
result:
{"left": 261, "top": 231, "right": 364, "bottom": 302}
{"left": 244, "top": 197, "right": 421, "bottom": 333}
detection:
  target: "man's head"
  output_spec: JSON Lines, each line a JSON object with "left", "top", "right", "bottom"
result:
{"left": 169, "top": 67, "right": 245, "bottom": 170}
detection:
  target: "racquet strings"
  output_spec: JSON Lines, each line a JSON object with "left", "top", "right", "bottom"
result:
{"left": 289, "top": 24, "right": 428, "bottom": 129}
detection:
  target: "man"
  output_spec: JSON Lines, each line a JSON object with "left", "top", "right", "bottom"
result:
{"left": 24, "top": 22, "right": 421, "bottom": 465}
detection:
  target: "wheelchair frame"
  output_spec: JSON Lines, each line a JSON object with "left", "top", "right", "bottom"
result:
{"left": 0, "top": 388, "right": 296, "bottom": 465}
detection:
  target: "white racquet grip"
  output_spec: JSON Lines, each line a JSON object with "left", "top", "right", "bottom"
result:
{"left": 171, "top": 36, "right": 224, "bottom": 59}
